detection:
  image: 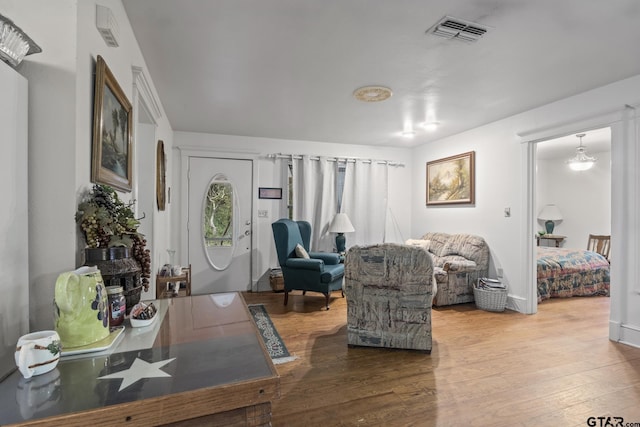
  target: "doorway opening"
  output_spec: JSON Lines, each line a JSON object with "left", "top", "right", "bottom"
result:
{"left": 533, "top": 126, "right": 611, "bottom": 310}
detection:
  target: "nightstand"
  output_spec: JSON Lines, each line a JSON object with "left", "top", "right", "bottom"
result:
{"left": 536, "top": 234, "right": 566, "bottom": 247}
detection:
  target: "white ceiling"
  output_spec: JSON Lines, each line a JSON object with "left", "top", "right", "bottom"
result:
{"left": 122, "top": 0, "right": 640, "bottom": 148}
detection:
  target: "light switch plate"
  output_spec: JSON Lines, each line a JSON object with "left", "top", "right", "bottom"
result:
{"left": 258, "top": 210, "right": 268, "bottom": 218}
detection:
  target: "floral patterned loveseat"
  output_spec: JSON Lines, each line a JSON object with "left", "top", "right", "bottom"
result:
{"left": 408, "top": 232, "right": 490, "bottom": 307}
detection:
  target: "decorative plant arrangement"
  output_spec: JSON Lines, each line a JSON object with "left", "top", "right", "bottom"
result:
{"left": 76, "top": 184, "right": 151, "bottom": 291}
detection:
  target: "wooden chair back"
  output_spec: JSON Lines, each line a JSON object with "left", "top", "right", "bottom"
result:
{"left": 587, "top": 234, "right": 610, "bottom": 261}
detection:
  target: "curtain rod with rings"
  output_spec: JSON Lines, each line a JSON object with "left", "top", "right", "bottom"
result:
{"left": 267, "top": 153, "right": 405, "bottom": 167}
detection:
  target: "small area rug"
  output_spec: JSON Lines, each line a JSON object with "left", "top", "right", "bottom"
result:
{"left": 248, "top": 304, "right": 297, "bottom": 365}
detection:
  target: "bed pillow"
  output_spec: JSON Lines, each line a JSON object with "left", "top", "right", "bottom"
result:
{"left": 406, "top": 239, "right": 431, "bottom": 251}
{"left": 295, "top": 243, "right": 310, "bottom": 259}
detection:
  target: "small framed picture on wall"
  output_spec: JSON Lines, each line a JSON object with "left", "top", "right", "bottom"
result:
{"left": 258, "top": 187, "right": 283, "bottom": 199}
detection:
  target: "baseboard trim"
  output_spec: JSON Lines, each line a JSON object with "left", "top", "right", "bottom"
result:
{"left": 617, "top": 322, "right": 640, "bottom": 349}
{"left": 506, "top": 294, "right": 532, "bottom": 314}
{"left": 609, "top": 320, "right": 621, "bottom": 341}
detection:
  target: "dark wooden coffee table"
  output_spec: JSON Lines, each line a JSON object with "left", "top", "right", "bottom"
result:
{"left": 0, "top": 293, "right": 279, "bottom": 426}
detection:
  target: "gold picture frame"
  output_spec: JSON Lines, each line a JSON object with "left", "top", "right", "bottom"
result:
{"left": 426, "top": 151, "right": 475, "bottom": 205}
{"left": 91, "top": 55, "right": 133, "bottom": 192}
{"left": 156, "top": 140, "right": 166, "bottom": 211}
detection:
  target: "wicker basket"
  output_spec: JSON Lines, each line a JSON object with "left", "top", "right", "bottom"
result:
{"left": 269, "top": 269, "right": 284, "bottom": 292}
{"left": 473, "top": 282, "right": 508, "bottom": 312}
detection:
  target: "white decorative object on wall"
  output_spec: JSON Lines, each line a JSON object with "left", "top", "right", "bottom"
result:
{"left": 96, "top": 5, "right": 119, "bottom": 47}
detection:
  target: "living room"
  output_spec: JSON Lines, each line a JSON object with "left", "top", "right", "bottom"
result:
{"left": 2, "top": 0, "right": 640, "bottom": 425}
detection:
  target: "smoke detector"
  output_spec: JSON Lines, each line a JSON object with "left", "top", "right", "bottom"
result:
{"left": 353, "top": 86, "right": 393, "bottom": 102}
{"left": 96, "top": 5, "right": 119, "bottom": 47}
{"left": 427, "top": 16, "right": 489, "bottom": 43}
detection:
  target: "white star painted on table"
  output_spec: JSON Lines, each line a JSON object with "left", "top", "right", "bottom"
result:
{"left": 98, "top": 357, "right": 176, "bottom": 392}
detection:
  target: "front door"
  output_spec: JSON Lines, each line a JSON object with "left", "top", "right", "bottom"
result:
{"left": 188, "top": 157, "right": 252, "bottom": 294}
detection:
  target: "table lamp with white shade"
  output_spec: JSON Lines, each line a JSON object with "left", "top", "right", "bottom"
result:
{"left": 538, "top": 204, "right": 563, "bottom": 234}
{"left": 328, "top": 213, "right": 355, "bottom": 253}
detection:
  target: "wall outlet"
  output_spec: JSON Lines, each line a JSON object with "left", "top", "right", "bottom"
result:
{"left": 497, "top": 268, "right": 503, "bottom": 277}
{"left": 258, "top": 210, "right": 268, "bottom": 218}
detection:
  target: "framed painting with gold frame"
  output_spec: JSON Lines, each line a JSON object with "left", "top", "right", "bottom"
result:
{"left": 91, "top": 55, "right": 133, "bottom": 192}
{"left": 156, "top": 140, "right": 166, "bottom": 211}
{"left": 426, "top": 151, "right": 475, "bottom": 205}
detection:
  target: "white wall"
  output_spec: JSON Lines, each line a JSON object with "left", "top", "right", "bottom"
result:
{"left": 1, "top": 0, "right": 173, "bottom": 330}
{"left": 412, "top": 121, "right": 523, "bottom": 289}
{"left": 411, "top": 74, "right": 640, "bottom": 347}
{"left": 172, "top": 132, "right": 412, "bottom": 290}
{"left": 537, "top": 150, "right": 611, "bottom": 248}
{"left": 0, "top": 60, "right": 29, "bottom": 379}
{"left": 0, "top": 0, "right": 79, "bottom": 331}
{"left": 75, "top": 1, "right": 174, "bottom": 289}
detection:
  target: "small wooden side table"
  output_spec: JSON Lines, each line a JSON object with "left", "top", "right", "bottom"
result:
{"left": 536, "top": 234, "right": 566, "bottom": 247}
{"left": 156, "top": 264, "right": 191, "bottom": 299}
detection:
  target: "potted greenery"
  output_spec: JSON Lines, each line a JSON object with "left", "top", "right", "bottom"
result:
{"left": 75, "top": 185, "right": 151, "bottom": 299}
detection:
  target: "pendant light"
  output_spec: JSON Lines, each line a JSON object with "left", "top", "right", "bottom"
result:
{"left": 567, "top": 133, "right": 597, "bottom": 171}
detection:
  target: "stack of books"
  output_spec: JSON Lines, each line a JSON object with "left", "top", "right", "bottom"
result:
{"left": 477, "top": 277, "right": 506, "bottom": 290}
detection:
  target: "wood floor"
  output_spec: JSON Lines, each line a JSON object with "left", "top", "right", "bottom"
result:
{"left": 242, "top": 290, "right": 640, "bottom": 427}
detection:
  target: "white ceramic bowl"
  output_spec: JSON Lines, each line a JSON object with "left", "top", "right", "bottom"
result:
{"left": 130, "top": 314, "right": 157, "bottom": 328}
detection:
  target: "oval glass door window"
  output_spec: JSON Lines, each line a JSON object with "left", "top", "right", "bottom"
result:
{"left": 202, "top": 175, "right": 237, "bottom": 271}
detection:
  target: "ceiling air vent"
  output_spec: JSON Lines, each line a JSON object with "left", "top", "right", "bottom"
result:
{"left": 427, "top": 16, "right": 489, "bottom": 43}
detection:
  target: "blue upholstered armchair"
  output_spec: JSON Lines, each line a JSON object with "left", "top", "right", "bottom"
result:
{"left": 271, "top": 219, "right": 345, "bottom": 310}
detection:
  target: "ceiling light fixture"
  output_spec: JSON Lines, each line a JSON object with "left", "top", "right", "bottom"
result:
{"left": 422, "top": 122, "right": 439, "bottom": 131}
{"left": 567, "top": 133, "right": 597, "bottom": 171}
{"left": 353, "top": 86, "right": 392, "bottom": 102}
{"left": 0, "top": 13, "right": 41, "bottom": 68}
{"left": 401, "top": 130, "right": 416, "bottom": 138}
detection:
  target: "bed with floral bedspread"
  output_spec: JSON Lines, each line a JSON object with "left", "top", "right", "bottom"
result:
{"left": 537, "top": 247, "right": 610, "bottom": 302}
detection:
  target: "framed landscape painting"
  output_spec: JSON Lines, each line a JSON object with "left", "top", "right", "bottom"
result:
{"left": 426, "top": 151, "right": 475, "bottom": 205}
{"left": 91, "top": 55, "right": 133, "bottom": 192}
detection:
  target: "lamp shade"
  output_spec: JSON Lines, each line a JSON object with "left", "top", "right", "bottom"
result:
{"left": 328, "top": 213, "right": 355, "bottom": 233}
{"left": 538, "top": 204, "right": 563, "bottom": 234}
{"left": 538, "top": 204, "right": 563, "bottom": 221}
